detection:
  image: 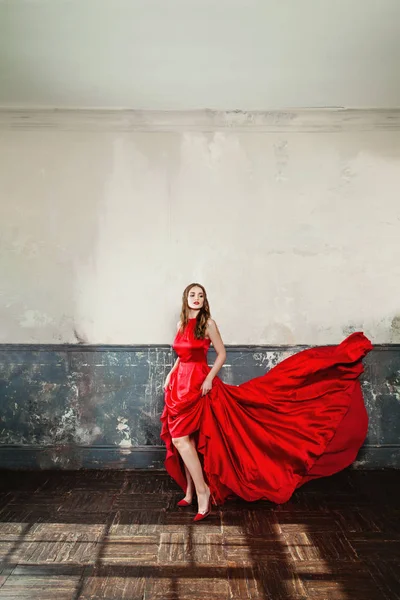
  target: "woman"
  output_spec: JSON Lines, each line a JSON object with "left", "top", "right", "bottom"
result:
{"left": 160, "top": 283, "right": 373, "bottom": 522}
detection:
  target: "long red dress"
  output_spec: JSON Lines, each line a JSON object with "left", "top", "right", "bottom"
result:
{"left": 160, "top": 319, "right": 373, "bottom": 505}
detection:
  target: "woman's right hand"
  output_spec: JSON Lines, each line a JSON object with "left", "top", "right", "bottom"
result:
{"left": 164, "top": 372, "right": 172, "bottom": 391}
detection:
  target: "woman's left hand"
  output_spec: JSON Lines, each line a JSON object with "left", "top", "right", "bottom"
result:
{"left": 201, "top": 376, "right": 213, "bottom": 396}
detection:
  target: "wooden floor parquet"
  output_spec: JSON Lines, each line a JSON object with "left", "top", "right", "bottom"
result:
{"left": 0, "top": 469, "right": 398, "bottom": 599}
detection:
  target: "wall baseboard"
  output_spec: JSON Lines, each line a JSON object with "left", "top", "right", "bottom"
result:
{"left": 0, "top": 445, "right": 166, "bottom": 470}
{"left": 0, "top": 445, "right": 398, "bottom": 471}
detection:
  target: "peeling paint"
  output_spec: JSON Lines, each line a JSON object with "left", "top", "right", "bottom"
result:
{"left": 75, "top": 426, "right": 101, "bottom": 445}
{"left": 390, "top": 315, "right": 400, "bottom": 343}
{"left": 251, "top": 350, "right": 295, "bottom": 369}
{"left": 119, "top": 439, "right": 132, "bottom": 448}
{"left": 116, "top": 416, "right": 132, "bottom": 447}
{"left": 343, "top": 324, "right": 364, "bottom": 337}
{"left": 385, "top": 370, "right": 400, "bottom": 402}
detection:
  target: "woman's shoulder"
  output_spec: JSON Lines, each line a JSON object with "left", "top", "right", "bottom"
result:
{"left": 205, "top": 318, "right": 223, "bottom": 343}
{"left": 206, "top": 318, "right": 218, "bottom": 330}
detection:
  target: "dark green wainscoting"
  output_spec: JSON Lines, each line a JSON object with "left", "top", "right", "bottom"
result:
{"left": 0, "top": 344, "right": 399, "bottom": 470}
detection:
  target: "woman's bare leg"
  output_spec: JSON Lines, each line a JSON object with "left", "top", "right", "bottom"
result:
{"left": 182, "top": 464, "right": 193, "bottom": 503}
{"left": 172, "top": 435, "right": 210, "bottom": 514}
{"left": 181, "top": 438, "right": 196, "bottom": 503}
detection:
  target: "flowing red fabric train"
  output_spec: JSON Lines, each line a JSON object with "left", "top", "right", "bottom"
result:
{"left": 160, "top": 319, "right": 373, "bottom": 505}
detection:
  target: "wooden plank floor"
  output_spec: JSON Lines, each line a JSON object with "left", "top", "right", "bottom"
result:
{"left": 0, "top": 469, "right": 399, "bottom": 600}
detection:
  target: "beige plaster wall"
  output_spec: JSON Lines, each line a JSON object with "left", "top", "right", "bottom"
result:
{"left": 1, "top": 109, "right": 399, "bottom": 345}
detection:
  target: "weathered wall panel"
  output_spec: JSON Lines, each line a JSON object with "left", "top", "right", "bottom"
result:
{"left": 0, "top": 344, "right": 399, "bottom": 469}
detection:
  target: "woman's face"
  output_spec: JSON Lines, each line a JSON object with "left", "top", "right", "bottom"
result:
{"left": 187, "top": 286, "right": 205, "bottom": 310}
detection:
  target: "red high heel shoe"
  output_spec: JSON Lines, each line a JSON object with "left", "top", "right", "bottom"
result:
{"left": 177, "top": 498, "right": 192, "bottom": 507}
{"left": 193, "top": 491, "right": 215, "bottom": 522}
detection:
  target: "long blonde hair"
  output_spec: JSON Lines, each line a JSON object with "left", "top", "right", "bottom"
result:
{"left": 180, "top": 283, "right": 211, "bottom": 339}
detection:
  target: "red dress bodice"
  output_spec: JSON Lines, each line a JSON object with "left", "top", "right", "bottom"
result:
{"left": 172, "top": 319, "right": 211, "bottom": 364}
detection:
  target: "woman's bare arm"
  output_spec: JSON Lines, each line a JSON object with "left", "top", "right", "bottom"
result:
{"left": 201, "top": 319, "right": 226, "bottom": 395}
